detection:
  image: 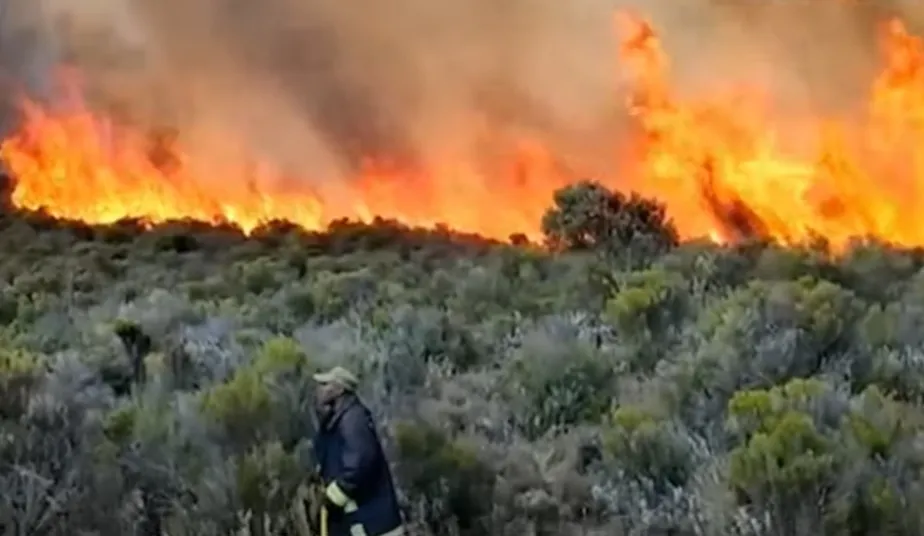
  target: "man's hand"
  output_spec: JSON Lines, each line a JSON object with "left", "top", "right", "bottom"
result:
{"left": 322, "top": 480, "right": 354, "bottom": 517}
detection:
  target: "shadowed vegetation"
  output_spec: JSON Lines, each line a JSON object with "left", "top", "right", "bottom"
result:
{"left": 2, "top": 181, "right": 924, "bottom": 535}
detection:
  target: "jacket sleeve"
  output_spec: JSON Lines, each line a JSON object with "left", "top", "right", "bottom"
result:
{"left": 325, "top": 405, "right": 379, "bottom": 507}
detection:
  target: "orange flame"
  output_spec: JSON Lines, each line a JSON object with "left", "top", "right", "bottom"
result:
{"left": 617, "top": 13, "right": 924, "bottom": 248}
{"left": 0, "top": 80, "right": 571, "bottom": 240}
{"left": 2, "top": 14, "right": 924, "bottom": 250}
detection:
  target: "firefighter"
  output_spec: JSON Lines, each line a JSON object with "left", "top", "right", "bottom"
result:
{"left": 313, "top": 366, "right": 405, "bottom": 536}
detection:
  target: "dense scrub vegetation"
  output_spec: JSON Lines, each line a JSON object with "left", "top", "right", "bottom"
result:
{"left": 3, "top": 180, "right": 924, "bottom": 535}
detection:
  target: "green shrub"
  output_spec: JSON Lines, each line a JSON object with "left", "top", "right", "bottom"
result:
{"left": 726, "top": 379, "right": 840, "bottom": 525}
{"left": 394, "top": 421, "right": 494, "bottom": 535}
{"left": 0, "top": 347, "right": 45, "bottom": 418}
{"left": 603, "top": 405, "right": 694, "bottom": 489}
{"left": 503, "top": 337, "right": 616, "bottom": 439}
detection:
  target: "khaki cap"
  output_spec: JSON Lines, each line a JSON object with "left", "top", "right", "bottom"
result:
{"left": 313, "top": 366, "right": 359, "bottom": 392}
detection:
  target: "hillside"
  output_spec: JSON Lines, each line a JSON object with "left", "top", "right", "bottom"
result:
{"left": 3, "top": 181, "right": 924, "bottom": 536}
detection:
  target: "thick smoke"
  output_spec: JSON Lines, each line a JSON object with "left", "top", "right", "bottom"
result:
{"left": 0, "top": 0, "right": 921, "bottom": 191}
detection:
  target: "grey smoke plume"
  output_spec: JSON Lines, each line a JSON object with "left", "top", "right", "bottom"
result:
{"left": 0, "top": 0, "right": 920, "bottom": 189}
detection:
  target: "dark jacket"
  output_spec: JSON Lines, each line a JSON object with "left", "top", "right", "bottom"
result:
{"left": 314, "top": 393, "right": 403, "bottom": 536}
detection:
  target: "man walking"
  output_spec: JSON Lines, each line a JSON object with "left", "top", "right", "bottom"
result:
{"left": 313, "top": 366, "right": 405, "bottom": 536}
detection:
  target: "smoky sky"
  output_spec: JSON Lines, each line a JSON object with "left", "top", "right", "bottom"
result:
{"left": 0, "top": 0, "right": 921, "bottom": 187}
